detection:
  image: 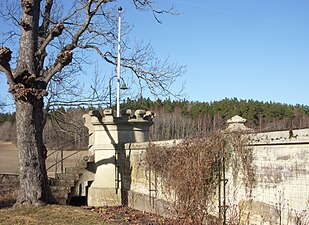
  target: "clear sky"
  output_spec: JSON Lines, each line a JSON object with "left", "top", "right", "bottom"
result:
{"left": 122, "top": 0, "right": 309, "bottom": 105}
{"left": 1, "top": 0, "right": 309, "bottom": 110}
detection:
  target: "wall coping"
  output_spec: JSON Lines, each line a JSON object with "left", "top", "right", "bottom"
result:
{"left": 83, "top": 109, "right": 155, "bottom": 126}
{"left": 249, "top": 128, "right": 309, "bottom": 145}
{"left": 124, "top": 139, "right": 182, "bottom": 150}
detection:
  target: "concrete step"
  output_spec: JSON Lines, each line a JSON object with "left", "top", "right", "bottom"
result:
{"left": 52, "top": 190, "right": 69, "bottom": 199}
{"left": 56, "top": 173, "right": 80, "bottom": 180}
{"left": 65, "top": 167, "right": 85, "bottom": 174}
{"left": 0, "top": 174, "right": 19, "bottom": 184}
{"left": 53, "top": 179, "right": 75, "bottom": 187}
{"left": 50, "top": 185, "right": 71, "bottom": 192}
{"left": 48, "top": 163, "right": 88, "bottom": 205}
{"left": 55, "top": 197, "right": 67, "bottom": 205}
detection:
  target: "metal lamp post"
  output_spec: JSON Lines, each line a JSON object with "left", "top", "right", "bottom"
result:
{"left": 108, "top": 7, "right": 127, "bottom": 115}
{"left": 109, "top": 75, "right": 128, "bottom": 109}
{"left": 116, "top": 6, "right": 122, "bottom": 117}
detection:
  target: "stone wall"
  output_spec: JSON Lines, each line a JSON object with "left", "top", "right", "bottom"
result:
{"left": 119, "top": 129, "right": 309, "bottom": 225}
{"left": 83, "top": 112, "right": 309, "bottom": 224}
{"left": 124, "top": 140, "right": 181, "bottom": 216}
{"left": 83, "top": 109, "right": 154, "bottom": 206}
{"left": 226, "top": 128, "right": 309, "bottom": 224}
{"left": 121, "top": 116, "right": 309, "bottom": 224}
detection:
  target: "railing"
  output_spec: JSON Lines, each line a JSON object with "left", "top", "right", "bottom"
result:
{"left": 46, "top": 133, "right": 91, "bottom": 173}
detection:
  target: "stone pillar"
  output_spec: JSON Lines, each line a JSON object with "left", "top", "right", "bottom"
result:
{"left": 83, "top": 109, "right": 154, "bottom": 206}
{"left": 225, "top": 115, "right": 253, "bottom": 132}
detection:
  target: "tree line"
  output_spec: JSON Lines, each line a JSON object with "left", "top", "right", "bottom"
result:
{"left": 123, "top": 97, "right": 309, "bottom": 140}
{"left": 0, "top": 107, "right": 89, "bottom": 151}
{"left": 1, "top": 98, "right": 309, "bottom": 148}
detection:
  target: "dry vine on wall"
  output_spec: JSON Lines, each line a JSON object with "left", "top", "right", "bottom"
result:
{"left": 145, "top": 131, "right": 255, "bottom": 224}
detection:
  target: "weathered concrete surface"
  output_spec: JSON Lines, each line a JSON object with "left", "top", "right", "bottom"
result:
{"left": 83, "top": 109, "right": 154, "bottom": 207}
{"left": 120, "top": 118, "right": 309, "bottom": 224}
{"left": 226, "top": 129, "right": 309, "bottom": 225}
{"left": 81, "top": 113, "right": 309, "bottom": 224}
{"left": 124, "top": 140, "right": 180, "bottom": 216}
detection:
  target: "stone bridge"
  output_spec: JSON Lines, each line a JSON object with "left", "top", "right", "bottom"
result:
{"left": 76, "top": 110, "right": 309, "bottom": 224}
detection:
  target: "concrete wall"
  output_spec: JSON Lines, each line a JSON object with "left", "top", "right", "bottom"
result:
{"left": 123, "top": 116, "right": 309, "bottom": 224}
{"left": 124, "top": 140, "right": 181, "bottom": 216}
{"left": 83, "top": 113, "right": 309, "bottom": 224}
{"left": 226, "top": 129, "right": 309, "bottom": 224}
{"left": 83, "top": 109, "right": 154, "bottom": 206}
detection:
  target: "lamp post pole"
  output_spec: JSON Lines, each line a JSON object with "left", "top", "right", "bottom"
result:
{"left": 109, "top": 75, "right": 127, "bottom": 109}
{"left": 116, "top": 6, "right": 122, "bottom": 117}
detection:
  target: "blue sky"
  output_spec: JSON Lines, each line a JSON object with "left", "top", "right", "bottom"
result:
{"left": 1, "top": 0, "right": 309, "bottom": 109}
{"left": 122, "top": 0, "right": 309, "bottom": 105}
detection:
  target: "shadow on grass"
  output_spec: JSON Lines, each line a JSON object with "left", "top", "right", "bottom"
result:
{"left": 0, "top": 199, "right": 16, "bottom": 209}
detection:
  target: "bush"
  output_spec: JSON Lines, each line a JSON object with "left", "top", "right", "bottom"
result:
{"left": 146, "top": 131, "right": 255, "bottom": 224}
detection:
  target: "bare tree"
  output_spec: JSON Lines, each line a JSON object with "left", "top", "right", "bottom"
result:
{"left": 0, "top": 98, "right": 5, "bottom": 111}
{"left": 0, "top": 0, "right": 184, "bottom": 206}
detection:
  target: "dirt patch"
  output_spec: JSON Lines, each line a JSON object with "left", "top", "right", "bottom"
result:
{"left": 94, "top": 206, "right": 184, "bottom": 224}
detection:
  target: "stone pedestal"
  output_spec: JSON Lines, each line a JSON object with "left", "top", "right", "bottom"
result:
{"left": 83, "top": 109, "right": 154, "bottom": 206}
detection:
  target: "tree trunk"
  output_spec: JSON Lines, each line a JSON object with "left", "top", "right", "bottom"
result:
{"left": 15, "top": 96, "right": 55, "bottom": 205}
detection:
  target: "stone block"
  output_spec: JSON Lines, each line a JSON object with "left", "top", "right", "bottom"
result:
{"left": 88, "top": 186, "right": 121, "bottom": 206}
{"left": 134, "top": 109, "right": 146, "bottom": 120}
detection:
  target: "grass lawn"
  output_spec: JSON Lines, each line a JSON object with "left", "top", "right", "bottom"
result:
{"left": 0, "top": 204, "right": 179, "bottom": 225}
{"left": 0, "top": 205, "right": 109, "bottom": 225}
{"left": 0, "top": 183, "right": 175, "bottom": 225}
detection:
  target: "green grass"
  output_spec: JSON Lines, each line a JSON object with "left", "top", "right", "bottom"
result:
{"left": 0, "top": 204, "right": 109, "bottom": 225}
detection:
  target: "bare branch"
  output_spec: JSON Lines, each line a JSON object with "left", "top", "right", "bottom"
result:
{"left": 39, "top": 0, "right": 54, "bottom": 35}
{"left": 79, "top": 40, "right": 185, "bottom": 98}
{"left": 36, "top": 22, "right": 64, "bottom": 77}
{"left": 69, "top": 0, "right": 110, "bottom": 49}
{"left": 122, "top": 43, "right": 186, "bottom": 98}
{"left": 132, "top": 0, "right": 178, "bottom": 23}
{"left": 45, "top": 63, "right": 108, "bottom": 110}
{"left": 0, "top": 1, "right": 21, "bottom": 28}
{"left": 59, "top": 3, "right": 87, "bottom": 23}
{"left": 44, "top": 0, "right": 112, "bottom": 83}
{"left": 44, "top": 50, "right": 73, "bottom": 83}
{"left": 0, "top": 47, "right": 15, "bottom": 88}
{"left": 79, "top": 44, "right": 116, "bottom": 64}
{"left": 1, "top": 30, "right": 20, "bottom": 46}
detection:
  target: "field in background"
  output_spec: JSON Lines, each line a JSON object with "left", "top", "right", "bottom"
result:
{"left": 0, "top": 142, "right": 18, "bottom": 174}
{"left": 0, "top": 141, "right": 88, "bottom": 175}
